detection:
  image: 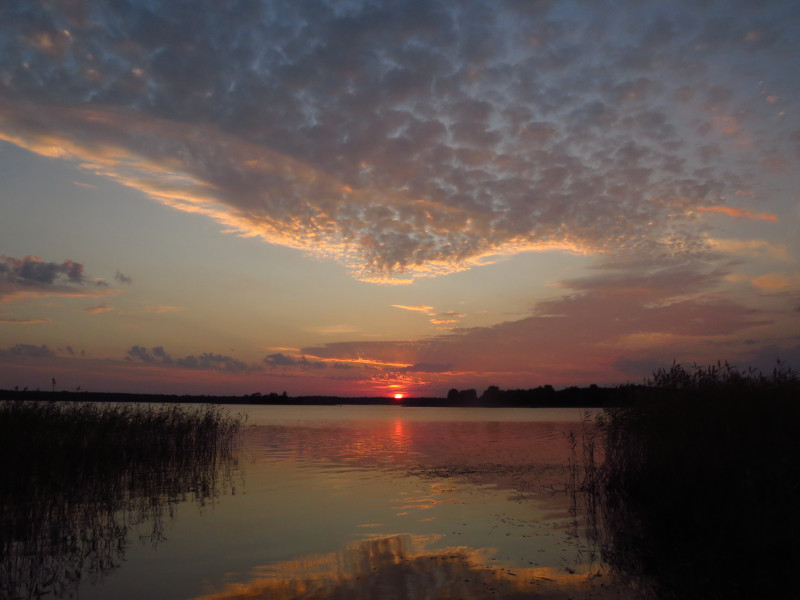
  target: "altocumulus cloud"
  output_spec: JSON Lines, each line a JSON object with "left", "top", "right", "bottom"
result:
{"left": 2, "top": 1, "right": 797, "bottom": 280}
{"left": 126, "top": 345, "right": 256, "bottom": 373}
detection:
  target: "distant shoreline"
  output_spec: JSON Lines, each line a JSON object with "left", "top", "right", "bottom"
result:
{"left": 0, "top": 386, "right": 626, "bottom": 408}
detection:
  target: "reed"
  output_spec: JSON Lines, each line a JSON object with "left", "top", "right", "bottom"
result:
{"left": 578, "top": 361, "right": 800, "bottom": 599}
{"left": 0, "top": 400, "right": 243, "bottom": 599}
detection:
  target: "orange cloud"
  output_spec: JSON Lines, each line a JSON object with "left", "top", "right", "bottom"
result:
{"left": 0, "top": 317, "right": 51, "bottom": 324}
{"left": 752, "top": 273, "right": 800, "bottom": 292}
{"left": 142, "top": 305, "right": 183, "bottom": 313}
{"left": 713, "top": 115, "right": 741, "bottom": 136}
{"left": 393, "top": 305, "right": 466, "bottom": 328}
{"left": 696, "top": 206, "right": 777, "bottom": 221}
{"left": 0, "top": 288, "right": 117, "bottom": 303}
{"left": 392, "top": 305, "right": 435, "bottom": 313}
{"left": 708, "top": 238, "right": 790, "bottom": 261}
{"left": 83, "top": 304, "right": 113, "bottom": 314}
{"left": 308, "top": 324, "right": 360, "bottom": 335}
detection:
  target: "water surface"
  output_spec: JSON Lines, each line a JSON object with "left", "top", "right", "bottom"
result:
{"left": 10, "top": 405, "right": 617, "bottom": 599}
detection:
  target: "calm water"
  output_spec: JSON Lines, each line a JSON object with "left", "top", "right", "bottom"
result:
{"left": 12, "top": 405, "right": 619, "bottom": 600}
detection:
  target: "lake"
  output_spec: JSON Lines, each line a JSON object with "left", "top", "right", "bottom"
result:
{"left": 6, "top": 404, "right": 625, "bottom": 599}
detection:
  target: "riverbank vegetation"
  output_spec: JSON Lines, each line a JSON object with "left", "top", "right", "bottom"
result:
{"left": 577, "top": 361, "right": 800, "bottom": 599}
{"left": 0, "top": 400, "right": 243, "bottom": 599}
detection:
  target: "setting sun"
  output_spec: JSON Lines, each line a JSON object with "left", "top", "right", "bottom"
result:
{"left": 394, "top": 393, "right": 403, "bottom": 400}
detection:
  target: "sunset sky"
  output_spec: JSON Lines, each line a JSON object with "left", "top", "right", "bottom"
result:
{"left": 1, "top": 0, "right": 798, "bottom": 396}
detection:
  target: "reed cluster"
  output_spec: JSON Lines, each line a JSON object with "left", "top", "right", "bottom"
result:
{"left": 579, "top": 361, "right": 800, "bottom": 599}
{"left": 0, "top": 400, "right": 243, "bottom": 599}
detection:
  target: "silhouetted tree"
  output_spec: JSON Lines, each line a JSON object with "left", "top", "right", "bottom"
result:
{"left": 446, "top": 389, "right": 478, "bottom": 405}
{"left": 480, "top": 386, "right": 501, "bottom": 404}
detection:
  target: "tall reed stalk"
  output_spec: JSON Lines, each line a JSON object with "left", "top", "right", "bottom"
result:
{"left": 575, "top": 361, "right": 800, "bottom": 600}
{"left": 0, "top": 400, "right": 243, "bottom": 599}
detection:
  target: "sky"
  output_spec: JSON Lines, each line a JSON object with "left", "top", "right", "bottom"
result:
{"left": 1, "top": 0, "right": 799, "bottom": 397}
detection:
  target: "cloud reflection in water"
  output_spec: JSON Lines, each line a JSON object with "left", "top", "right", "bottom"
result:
{"left": 192, "top": 534, "right": 617, "bottom": 600}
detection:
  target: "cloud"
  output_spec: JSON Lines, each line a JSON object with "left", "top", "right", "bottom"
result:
{"left": 303, "top": 262, "right": 775, "bottom": 387}
{"left": 308, "top": 324, "right": 360, "bottom": 335}
{"left": 301, "top": 341, "right": 420, "bottom": 369}
{"left": 696, "top": 206, "right": 778, "bottom": 221}
{"left": 708, "top": 238, "right": 790, "bottom": 261}
{"left": 741, "top": 344, "right": 800, "bottom": 374}
{"left": 392, "top": 305, "right": 435, "bottom": 314}
{"left": 142, "top": 305, "right": 183, "bottom": 313}
{"left": 392, "top": 304, "right": 465, "bottom": 327}
{"left": 751, "top": 273, "right": 800, "bottom": 292}
{"left": 84, "top": 303, "right": 113, "bottom": 314}
{"left": 365, "top": 372, "right": 431, "bottom": 393}
{"left": 3, "top": 1, "right": 796, "bottom": 281}
{"left": 399, "top": 362, "right": 453, "bottom": 374}
{"left": 0, "top": 255, "right": 111, "bottom": 300}
{"left": 0, "top": 344, "right": 56, "bottom": 358}
{"left": 264, "top": 353, "right": 326, "bottom": 370}
{"left": 430, "top": 312, "right": 465, "bottom": 326}
{"left": 613, "top": 356, "right": 677, "bottom": 382}
{"left": 115, "top": 271, "right": 133, "bottom": 285}
{"left": 1, "top": 255, "right": 84, "bottom": 285}
{"left": 125, "top": 345, "right": 255, "bottom": 373}
{"left": 0, "top": 317, "right": 51, "bottom": 324}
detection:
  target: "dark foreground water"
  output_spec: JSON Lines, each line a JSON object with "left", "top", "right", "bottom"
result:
{"left": 4, "top": 405, "right": 626, "bottom": 600}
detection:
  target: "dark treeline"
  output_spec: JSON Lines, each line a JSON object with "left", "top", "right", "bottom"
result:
{"left": 0, "top": 384, "right": 639, "bottom": 407}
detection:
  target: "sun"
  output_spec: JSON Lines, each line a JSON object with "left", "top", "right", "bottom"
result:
{"left": 394, "top": 393, "right": 403, "bottom": 400}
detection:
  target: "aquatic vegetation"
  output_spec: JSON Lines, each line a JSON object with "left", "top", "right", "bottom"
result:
{"left": 579, "top": 362, "right": 800, "bottom": 599}
{"left": 0, "top": 400, "right": 243, "bottom": 599}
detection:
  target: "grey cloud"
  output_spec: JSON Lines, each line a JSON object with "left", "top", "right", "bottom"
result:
{"left": 264, "top": 353, "right": 298, "bottom": 367}
{"left": 175, "top": 353, "right": 252, "bottom": 372}
{"left": 0, "top": 344, "right": 56, "bottom": 358}
{"left": 115, "top": 271, "right": 133, "bottom": 284}
{"left": 615, "top": 344, "right": 800, "bottom": 384}
{"left": 0, "top": 255, "right": 110, "bottom": 299}
{"left": 613, "top": 356, "right": 677, "bottom": 382}
{"left": 1, "top": 255, "right": 85, "bottom": 286}
{"left": 741, "top": 345, "right": 800, "bottom": 375}
{"left": 399, "top": 362, "right": 453, "bottom": 373}
{"left": 126, "top": 345, "right": 255, "bottom": 373}
{"left": 264, "top": 353, "right": 327, "bottom": 369}
{"left": 126, "top": 345, "right": 162, "bottom": 364}
{"left": 2, "top": 1, "right": 798, "bottom": 279}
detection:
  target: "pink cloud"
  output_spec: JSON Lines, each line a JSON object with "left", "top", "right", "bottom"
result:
{"left": 302, "top": 265, "right": 774, "bottom": 392}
